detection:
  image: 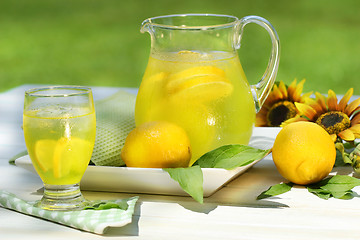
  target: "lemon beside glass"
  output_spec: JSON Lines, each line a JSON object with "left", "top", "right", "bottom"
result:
{"left": 23, "top": 86, "right": 96, "bottom": 211}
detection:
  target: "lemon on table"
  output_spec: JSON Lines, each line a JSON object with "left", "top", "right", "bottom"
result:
{"left": 166, "top": 66, "right": 233, "bottom": 102}
{"left": 121, "top": 121, "right": 192, "bottom": 168}
{"left": 272, "top": 121, "right": 336, "bottom": 185}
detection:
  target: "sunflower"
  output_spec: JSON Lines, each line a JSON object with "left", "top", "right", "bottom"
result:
{"left": 256, "top": 79, "right": 312, "bottom": 127}
{"left": 283, "top": 88, "right": 360, "bottom": 142}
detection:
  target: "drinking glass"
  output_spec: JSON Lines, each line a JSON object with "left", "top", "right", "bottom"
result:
{"left": 23, "top": 86, "right": 96, "bottom": 210}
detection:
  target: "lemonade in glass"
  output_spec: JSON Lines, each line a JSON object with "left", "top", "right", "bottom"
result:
{"left": 23, "top": 86, "right": 96, "bottom": 210}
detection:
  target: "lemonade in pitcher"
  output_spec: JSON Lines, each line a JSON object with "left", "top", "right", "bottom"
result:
{"left": 135, "top": 51, "right": 255, "bottom": 165}
{"left": 136, "top": 14, "right": 280, "bottom": 166}
{"left": 23, "top": 106, "right": 96, "bottom": 185}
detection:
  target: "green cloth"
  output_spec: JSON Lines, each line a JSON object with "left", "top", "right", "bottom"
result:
{"left": 91, "top": 90, "right": 136, "bottom": 167}
{"left": 8, "top": 150, "right": 28, "bottom": 165}
{"left": 0, "top": 190, "right": 138, "bottom": 234}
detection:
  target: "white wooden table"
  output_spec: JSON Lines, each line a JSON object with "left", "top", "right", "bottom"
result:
{"left": 1, "top": 85, "right": 359, "bottom": 240}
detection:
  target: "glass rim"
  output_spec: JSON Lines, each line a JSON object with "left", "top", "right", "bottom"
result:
{"left": 143, "top": 13, "right": 239, "bottom": 30}
{"left": 25, "top": 85, "right": 92, "bottom": 98}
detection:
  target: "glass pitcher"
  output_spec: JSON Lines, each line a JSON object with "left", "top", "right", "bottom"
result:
{"left": 135, "top": 14, "right": 280, "bottom": 166}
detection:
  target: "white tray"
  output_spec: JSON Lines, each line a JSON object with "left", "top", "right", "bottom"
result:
{"left": 15, "top": 127, "right": 280, "bottom": 197}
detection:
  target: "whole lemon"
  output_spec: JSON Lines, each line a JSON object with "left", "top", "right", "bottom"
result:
{"left": 121, "top": 121, "right": 191, "bottom": 168}
{"left": 272, "top": 122, "right": 336, "bottom": 185}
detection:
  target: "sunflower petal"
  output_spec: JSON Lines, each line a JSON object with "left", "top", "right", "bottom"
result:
{"left": 338, "top": 128, "right": 355, "bottom": 141}
{"left": 281, "top": 116, "right": 309, "bottom": 127}
{"left": 255, "top": 108, "right": 269, "bottom": 127}
{"left": 351, "top": 124, "right": 360, "bottom": 138}
{"left": 267, "top": 85, "right": 284, "bottom": 104}
{"left": 287, "top": 79, "right": 298, "bottom": 100}
{"left": 338, "top": 88, "right": 353, "bottom": 112}
{"left": 292, "top": 79, "right": 306, "bottom": 102}
{"left": 330, "top": 134, "right": 337, "bottom": 142}
{"left": 255, "top": 118, "right": 268, "bottom": 127}
{"left": 272, "top": 84, "right": 284, "bottom": 100}
{"left": 263, "top": 94, "right": 278, "bottom": 108}
{"left": 278, "top": 81, "right": 288, "bottom": 99}
{"left": 307, "top": 97, "right": 325, "bottom": 113}
{"left": 295, "top": 102, "right": 317, "bottom": 120}
{"left": 327, "top": 89, "right": 338, "bottom": 111}
{"left": 304, "top": 97, "right": 316, "bottom": 105}
{"left": 345, "top": 97, "right": 360, "bottom": 116}
{"left": 349, "top": 124, "right": 360, "bottom": 134}
{"left": 351, "top": 110, "right": 360, "bottom": 125}
{"left": 301, "top": 91, "right": 313, "bottom": 102}
{"left": 315, "top": 92, "right": 327, "bottom": 112}
{"left": 256, "top": 109, "right": 268, "bottom": 118}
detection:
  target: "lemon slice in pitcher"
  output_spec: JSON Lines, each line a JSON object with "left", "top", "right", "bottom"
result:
{"left": 166, "top": 66, "right": 233, "bottom": 102}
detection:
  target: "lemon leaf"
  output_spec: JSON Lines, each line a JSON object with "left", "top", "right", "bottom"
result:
{"left": 164, "top": 145, "right": 270, "bottom": 203}
{"left": 307, "top": 175, "right": 360, "bottom": 200}
{"left": 306, "top": 188, "right": 331, "bottom": 200}
{"left": 335, "top": 142, "right": 352, "bottom": 166}
{"left": 195, "top": 144, "right": 271, "bottom": 170}
{"left": 322, "top": 175, "right": 360, "bottom": 190}
{"left": 164, "top": 166, "right": 203, "bottom": 204}
{"left": 258, "top": 175, "right": 360, "bottom": 201}
{"left": 84, "top": 200, "right": 129, "bottom": 210}
{"left": 257, "top": 182, "right": 294, "bottom": 200}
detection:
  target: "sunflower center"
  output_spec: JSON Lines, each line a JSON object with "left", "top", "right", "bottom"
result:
{"left": 266, "top": 101, "right": 297, "bottom": 127}
{"left": 315, "top": 111, "right": 351, "bottom": 134}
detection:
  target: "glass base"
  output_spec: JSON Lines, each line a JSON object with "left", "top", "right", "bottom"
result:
{"left": 35, "top": 183, "right": 88, "bottom": 211}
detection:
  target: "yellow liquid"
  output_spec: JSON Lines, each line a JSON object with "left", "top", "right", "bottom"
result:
{"left": 23, "top": 107, "right": 96, "bottom": 185}
{"left": 135, "top": 51, "right": 255, "bottom": 165}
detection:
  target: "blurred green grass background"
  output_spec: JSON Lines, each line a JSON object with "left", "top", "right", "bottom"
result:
{"left": 0, "top": 0, "right": 359, "bottom": 95}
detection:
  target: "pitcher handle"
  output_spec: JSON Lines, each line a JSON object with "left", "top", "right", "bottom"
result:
{"left": 236, "top": 16, "right": 280, "bottom": 112}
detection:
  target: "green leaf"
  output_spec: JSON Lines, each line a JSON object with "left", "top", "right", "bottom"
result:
{"left": 335, "top": 143, "right": 352, "bottom": 166}
{"left": 321, "top": 175, "right": 360, "bottom": 191}
{"left": 330, "top": 190, "right": 354, "bottom": 199}
{"left": 325, "top": 174, "right": 360, "bottom": 186}
{"left": 164, "top": 166, "right": 204, "bottom": 204}
{"left": 307, "top": 187, "right": 331, "bottom": 200}
{"left": 307, "top": 175, "right": 360, "bottom": 200}
{"left": 164, "top": 145, "right": 270, "bottom": 203}
{"left": 84, "top": 200, "right": 129, "bottom": 210}
{"left": 335, "top": 149, "right": 348, "bottom": 167}
{"left": 196, "top": 144, "right": 271, "bottom": 170}
{"left": 338, "top": 191, "right": 356, "bottom": 200}
{"left": 257, "top": 182, "right": 294, "bottom": 200}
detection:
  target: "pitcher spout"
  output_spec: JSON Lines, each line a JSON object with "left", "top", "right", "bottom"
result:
{"left": 140, "top": 19, "right": 151, "bottom": 34}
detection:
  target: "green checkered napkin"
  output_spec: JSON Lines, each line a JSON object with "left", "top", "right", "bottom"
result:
{"left": 0, "top": 190, "right": 138, "bottom": 234}
{"left": 91, "top": 90, "right": 136, "bottom": 167}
